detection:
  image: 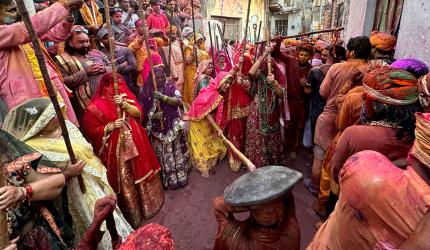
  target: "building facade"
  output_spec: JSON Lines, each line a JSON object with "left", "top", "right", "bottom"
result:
{"left": 202, "top": 0, "right": 268, "bottom": 43}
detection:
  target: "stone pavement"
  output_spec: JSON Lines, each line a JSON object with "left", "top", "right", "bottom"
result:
{"left": 146, "top": 150, "right": 319, "bottom": 250}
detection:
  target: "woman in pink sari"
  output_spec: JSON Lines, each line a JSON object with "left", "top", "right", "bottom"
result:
{"left": 82, "top": 73, "right": 164, "bottom": 228}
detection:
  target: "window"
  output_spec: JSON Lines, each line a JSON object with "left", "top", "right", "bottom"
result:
{"left": 275, "top": 19, "right": 288, "bottom": 36}
{"left": 211, "top": 16, "right": 241, "bottom": 40}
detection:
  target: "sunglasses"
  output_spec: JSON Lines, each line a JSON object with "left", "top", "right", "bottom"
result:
{"left": 72, "top": 28, "right": 89, "bottom": 34}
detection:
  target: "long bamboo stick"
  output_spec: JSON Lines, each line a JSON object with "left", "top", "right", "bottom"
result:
{"left": 137, "top": 0, "right": 163, "bottom": 129}
{"left": 208, "top": 22, "right": 216, "bottom": 70}
{"left": 206, "top": 114, "right": 256, "bottom": 172}
{"left": 15, "top": 0, "right": 86, "bottom": 193}
{"left": 239, "top": 0, "right": 252, "bottom": 74}
{"left": 167, "top": 8, "right": 174, "bottom": 77}
{"left": 0, "top": 162, "right": 8, "bottom": 249}
{"left": 255, "top": 27, "right": 344, "bottom": 44}
{"left": 190, "top": 0, "right": 198, "bottom": 67}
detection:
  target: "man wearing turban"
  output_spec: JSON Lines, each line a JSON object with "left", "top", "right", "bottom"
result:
{"left": 370, "top": 31, "right": 397, "bottom": 66}
{"left": 308, "top": 111, "right": 430, "bottom": 249}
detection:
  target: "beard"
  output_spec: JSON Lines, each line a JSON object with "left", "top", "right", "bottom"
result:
{"left": 71, "top": 46, "right": 90, "bottom": 55}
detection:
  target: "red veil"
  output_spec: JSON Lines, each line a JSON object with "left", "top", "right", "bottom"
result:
{"left": 82, "top": 73, "right": 160, "bottom": 192}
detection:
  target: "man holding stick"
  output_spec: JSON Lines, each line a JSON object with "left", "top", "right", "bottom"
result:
{"left": 0, "top": 0, "right": 81, "bottom": 125}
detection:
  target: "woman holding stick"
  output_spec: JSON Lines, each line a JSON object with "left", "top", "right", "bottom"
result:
{"left": 182, "top": 33, "right": 211, "bottom": 104}
{"left": 82, "top": 73, "right": 165, "bottom": 227}
{"left": 3, "top": 98, "right": 133, "bottom": 249}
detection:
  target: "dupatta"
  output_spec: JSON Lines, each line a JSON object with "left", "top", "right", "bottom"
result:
{"left": 183, "top": 72, "right": 230, "bottom": 124}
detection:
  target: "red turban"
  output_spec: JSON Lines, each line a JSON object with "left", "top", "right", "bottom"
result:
{"left": 363, "top": 66, "right": 419, "bottom": 105}
{"left": 370, "top": 31, "right": 397, "bottom": 52}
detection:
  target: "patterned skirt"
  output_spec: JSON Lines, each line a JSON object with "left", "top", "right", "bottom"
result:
{"left": 152, "top": 133, "right": 191, "bottom": 189}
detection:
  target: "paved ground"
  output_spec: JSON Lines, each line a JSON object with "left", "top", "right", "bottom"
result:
{"left": 147, "top": 149, "right": 319, "bottom": 250}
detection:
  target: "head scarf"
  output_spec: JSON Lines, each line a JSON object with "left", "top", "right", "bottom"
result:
{"left": 142, "top": 52, "right": 164, "bottom": 83}
{"left": 418, "top": 73, "right": 430, "bottom": 108}
{"left": 195, "top": 60, "right": 212, "bottom": 84}
{"left": 215, "top": 52, "right": 232, "bottom": 73}
{"left": 363, "top": 66, "right": 419, "bottom": 106}
{"left": 182, "top": 27, "right": 193, "bottom": 38}
{"left": 2, "top": 98, "right": 66, "bottom": 141}
{"left": 134, "top": 19, "right": 143, "bottom": 28}
{"left": 390, "top": 58, "right": 429, "bottom": 78}
{"left": 411, "top": 112, "right": 430, "bottom": 167}
{"left": 370, "top": 31, "right": 397, "bottom": 52}
{"left": 184, "top": 72, "right": 230, "bottom": 123}
{"left": 315, "top": 40, "right": 329, "bottom": 52}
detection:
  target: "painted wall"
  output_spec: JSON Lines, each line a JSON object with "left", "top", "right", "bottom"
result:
{"left": 204, "top": 0, "right": 267, "bottom": 40}
{"left": 339, "top": 0, "right": 377, "bottom": 44}
{"left": 395, "top": 0, "right": 430, "bottom": 65}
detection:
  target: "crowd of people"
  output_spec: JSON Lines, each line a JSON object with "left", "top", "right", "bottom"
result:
{"left": 0, "top": 0, "right": 429, "bottom": 248}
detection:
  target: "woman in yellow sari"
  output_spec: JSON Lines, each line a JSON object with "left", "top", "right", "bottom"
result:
{"left": 183, "top": 72, "right": 235, "bottom": 177}
{"left": 2, "top": 98, "right": 133, "bottom": 249}
{"left": 182, "top": 33, "right": 211, "bottom": 104}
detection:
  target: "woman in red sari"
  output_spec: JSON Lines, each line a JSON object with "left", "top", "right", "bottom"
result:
{"left": 82, "top": 73, "right": 164, "bottom": 229}
{"left": 220, "top": 53, "right": 254, "bottom": 171}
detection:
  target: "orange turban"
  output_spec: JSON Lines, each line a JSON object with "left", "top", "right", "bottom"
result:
{"left": 370, "top": 31, "right": 397, "bottom": 52}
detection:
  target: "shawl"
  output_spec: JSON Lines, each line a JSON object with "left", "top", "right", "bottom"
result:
{"left": 183, "top": 72, "right": 229, "bottom": 124}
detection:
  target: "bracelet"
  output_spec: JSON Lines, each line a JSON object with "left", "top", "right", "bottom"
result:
{"left": 162, "top": 95, "right": 168, "bottom": 102}
{"left": 23, "top": 184, "right": 33, "bottom": 201}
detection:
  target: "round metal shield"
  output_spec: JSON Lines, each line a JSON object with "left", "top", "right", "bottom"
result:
{"left": 223, "top": 165, "right": 303, "bottom": 206}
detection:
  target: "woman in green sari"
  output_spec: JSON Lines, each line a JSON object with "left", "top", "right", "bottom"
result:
{"left": 2, "top": 98, "right": 133, "bottom": 249}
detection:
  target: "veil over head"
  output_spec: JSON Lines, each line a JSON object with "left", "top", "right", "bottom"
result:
{"left": 2, "top": 98, "right": 66, "bottom": 141}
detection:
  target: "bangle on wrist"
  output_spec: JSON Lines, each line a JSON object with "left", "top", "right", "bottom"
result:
{"left": 23, "top": 184, "right": 33, "bottom": 201}
{"left": 162, "top": 95, "right": 168, "bottom": 102}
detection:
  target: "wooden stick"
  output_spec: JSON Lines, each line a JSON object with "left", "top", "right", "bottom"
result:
{"left": 239, "top": 0, "right": 252, "bottom": 74}
{"left": 101, "top": 0, "right": 120, "bottom": 111}
{"left": 137, "top": 0, "right": 163, "bottom": 129}
{"left": 206, "top": 114, "right": 256, "bottom": 172}
{"left": 0, "top": 162, "right": 8, "bottom": 249}
{"left": 216, "top": 23, "right": 231, "bottom": 63}
{"left": 15, "top": 0, "right": 86, "bottom": 193}
{"left": 167, "top": 8, "right": 174, "bottom": 77}
{"left": 190, "top": 0, "right": 198, "bottom": 67}
{"left": 215, "top": 34, "right": 220, "bottom": 63}
{"left": 254, "top": 20, "right": 262, "bottom": 61}
{"left": 208, "top": 22, "right": 216, "bottom": 71}
{"left": 255, "top": 27, "right": 345, "bottom": 44}
{"left": 220, "top": 20, "right": 226, "bottom": 51}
